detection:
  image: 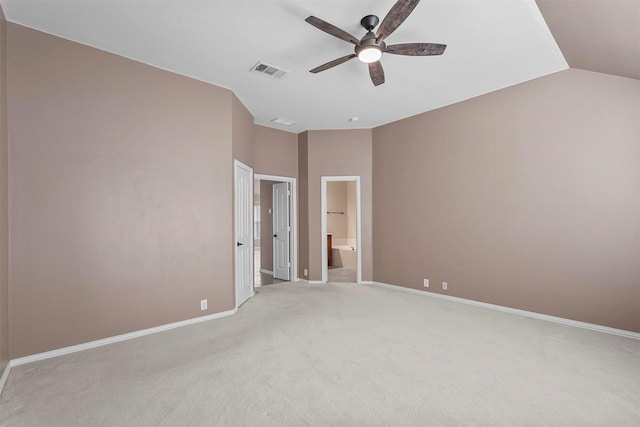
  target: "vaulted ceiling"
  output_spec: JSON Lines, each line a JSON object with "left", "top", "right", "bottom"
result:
{"left": 1, "top": 1, "right": 637, "bottom": 133}
{"left": 536, "top": 0, "right": 640, "bottom": 81}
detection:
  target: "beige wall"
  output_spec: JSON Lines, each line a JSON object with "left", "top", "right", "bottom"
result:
{"left": 254, "top": 125, "right": 298, "bottom": 178}
{"left": 0, "top": 5, "right": 8, "bottom": 370}
{"left": 373, "top": 69, "right": 640, "bottom": 332}
{"left": 7, "top": 24, "right": 237, "bottom": 357}
{"left": 327, "top": 181, "right": 348, "bottom": 239}
{"left": 232, "top": 94, "right": 254, "bottom": 168}
{"left": 297, "top": 132, "right": 309, "bottom": 278}
{"left": 305, "top": 129, "right": 373, "bottom": 282}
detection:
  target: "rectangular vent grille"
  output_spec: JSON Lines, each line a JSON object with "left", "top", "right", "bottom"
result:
{"left": 271, "top": 118, "right": 296, "bottom": 126}
{"left": 250, "top": 61, "right": 288, "bottom": 79}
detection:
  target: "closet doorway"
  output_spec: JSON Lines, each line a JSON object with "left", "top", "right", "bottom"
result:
{"left": 254, "top": 174, "right": 297, "bottom": 287}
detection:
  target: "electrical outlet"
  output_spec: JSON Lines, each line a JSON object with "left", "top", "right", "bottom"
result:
{"left": 423, "top": 278, "right": 429, "bottom": 288}
{"left": 442, "top": 282, "right": 448, "bottom": 291}
{"left": 304, "top": 268, "right": 308, "bottom": 277}
{"left": 200, "top": 299, "right": 208, "bottom": 311}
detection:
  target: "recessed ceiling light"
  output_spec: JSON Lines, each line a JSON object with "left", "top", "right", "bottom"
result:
{"left": 271, "top": 117, "right": 296, "bottom": 126}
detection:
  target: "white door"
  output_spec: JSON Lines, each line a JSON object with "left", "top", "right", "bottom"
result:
{"left": 272, "top": 182, "right": 290, "bottom": 280}
{"left": 234, "top": 160, "right": 253, "bottom": 307}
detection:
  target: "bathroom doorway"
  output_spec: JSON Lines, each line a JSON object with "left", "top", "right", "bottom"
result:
{"left": 321, "top": 176, "right": 361, "bottom": 283}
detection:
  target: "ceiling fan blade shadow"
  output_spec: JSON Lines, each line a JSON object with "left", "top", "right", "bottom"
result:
{"left": 305, "top": 16, "right": 361, "bottom": 45}
{"left": 369, "top": 61, "right": 385, "bottom": 86}
{"left": 376, "top": 0, "right": 420, "bottom": 42}
{"left": 310, "top": 54, "right": 357, "bottom": 73}
{"left": 385, "top": 43, "right": 446, "bottom": 56}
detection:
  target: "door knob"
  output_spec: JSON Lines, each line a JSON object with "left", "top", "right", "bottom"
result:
{"left": 236, "top": 242, "right": 243, "bottom": 247}
{"left": 273, "top": 234, "right": 277, "bottom": 238}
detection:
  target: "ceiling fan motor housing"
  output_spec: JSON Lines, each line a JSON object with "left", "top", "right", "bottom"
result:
{"left": 356, "top": 31, "right": 386, "bottom": 58}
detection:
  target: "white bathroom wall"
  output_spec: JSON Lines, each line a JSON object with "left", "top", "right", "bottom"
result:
{"left": 346, "top": 181, "right": 357, "bottom": 247}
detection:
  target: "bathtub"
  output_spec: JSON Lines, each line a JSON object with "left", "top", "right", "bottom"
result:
{"left": 331, "top": 245, "right": 357, "bottom": 269}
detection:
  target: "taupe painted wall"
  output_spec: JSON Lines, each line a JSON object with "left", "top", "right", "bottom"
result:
{"left": 0, "top": 5, "right": 9, "bottom": 370}
{"left": 259, "top": 180, "right": 277, "bottom": 272}
{"left": 297, "top": 132, "right": 309, "bottom": 278}
{"left": 7, "top": 24, "right": 237, "bottom": 357}
{"left": 232, "top": 94, "right": 254, "bottom": 168}
{"left": 254, "top": 125, "right": 298, "bottom": 178}
{"left": 305, "top": 129, "right": 373, "bottom": 282}
{"left": 373, "top": 69, "right": 640, "bottom": 332}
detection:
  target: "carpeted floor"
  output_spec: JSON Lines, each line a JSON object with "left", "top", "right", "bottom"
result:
{"left": 1, "top": 282, "right": 638, "bottom": 426}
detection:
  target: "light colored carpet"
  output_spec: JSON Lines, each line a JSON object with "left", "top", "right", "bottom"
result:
{"left": 1, "top": 282, "right": 638, "bottom": 426}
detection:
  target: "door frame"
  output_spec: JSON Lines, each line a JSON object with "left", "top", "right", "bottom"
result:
{"left": 234, "top": 160, "right": 254, "bottom": 308}
{"left": 254, "top": 174, "right": 298, "bottom": 283}
{"left": 321, "top": 176, "right": 362, "bottom": 284}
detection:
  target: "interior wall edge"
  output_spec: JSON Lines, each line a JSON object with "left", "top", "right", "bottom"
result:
{"left": 0, "top": 2, "right": 10, "bottom": 375}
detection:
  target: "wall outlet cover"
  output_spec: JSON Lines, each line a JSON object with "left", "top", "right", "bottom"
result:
{"left": 304, "top": 268, "right": 308, "bottom": 277}
{"left": 442, "top": 282, "right": 448, "bottom": 290}
{"left": 424, "top": 279, "right": 429, "bottom": 288}
{"left": 200, "top": 299, "right": 208, "bottom": 311}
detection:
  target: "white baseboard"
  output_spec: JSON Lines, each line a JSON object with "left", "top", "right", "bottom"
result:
{"left": 10, "top": 308, "right": 238, "bottom": 367}
{"left": 368, "top": 282, "right": 639, "bottom": 340}
{"left": 294, "top": 278, "right": 308, "bottom": 283}
{"left": 0, "top": 362, "right": 10, "bottom": 395}
{"left": 359, "top": 280, "right": 374, "bottom": 285}
{"left": 259, "top": 269, "right": 273, "bottom": 275}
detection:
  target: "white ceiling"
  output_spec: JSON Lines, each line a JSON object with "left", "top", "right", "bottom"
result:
{"left": 1, "top": 0, "right": 568, "bottom": 133}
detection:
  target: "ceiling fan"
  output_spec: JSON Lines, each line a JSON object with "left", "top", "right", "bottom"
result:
{"left": 305, "top": 0, "right": 446, "bottom": 86}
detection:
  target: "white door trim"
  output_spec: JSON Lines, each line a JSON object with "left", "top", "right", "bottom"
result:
{"left": 254, "top": 174, "right": 298, "bottom": 282}
{"left": 321, "top": 176, "right": 362, "bottom": 284}
{"left": 234, "top": 160, "right": 254, "bottom": 308}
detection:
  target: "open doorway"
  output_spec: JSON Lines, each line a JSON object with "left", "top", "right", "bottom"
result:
{"left": 254, "top": 174, "right": 297, "bottom": 287}
{"left": 321, "top": 176, "right": 361, "bottom": 284}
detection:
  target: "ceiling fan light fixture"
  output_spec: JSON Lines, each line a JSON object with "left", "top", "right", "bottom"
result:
{"left": 357, "top": 46, "right": 382, "bottom": 63}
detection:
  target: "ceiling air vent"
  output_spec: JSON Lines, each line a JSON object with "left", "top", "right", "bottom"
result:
{"left": 271, "top": 117, "right": 296, "bottom": 126}
{"left": 250, "top": 61, "right": 289, "bottom": 79}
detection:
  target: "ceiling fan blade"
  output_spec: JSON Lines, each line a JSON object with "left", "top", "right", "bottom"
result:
{"left": 368, "top": 61, "right": 385, "bottom": 86}
{"left": 376, "top": 0, "right": 420, "bottom": 42}
{"left": 305, "top": 16, "right": 361, "bottom": 45}
{"left": 310, "top": 54, "right": 357, "bottom": 73}
{"left": 385, "top": 43, "right": 446, "bottom": 56}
